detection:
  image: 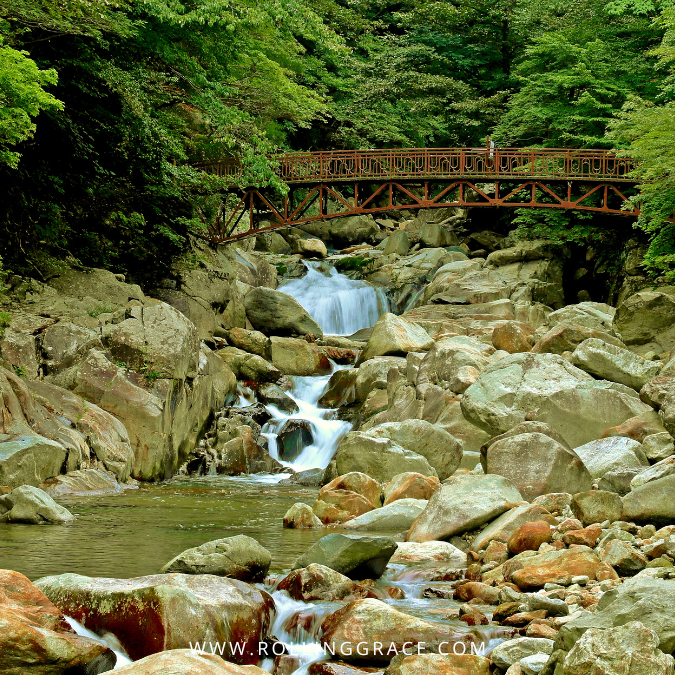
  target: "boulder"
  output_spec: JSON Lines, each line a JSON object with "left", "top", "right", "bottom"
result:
{"left": 292, "top": 534, "right": 397, "bottom": 580}
{"left": 419, "top": 222, "right": 457, "bottom": 248}
{"left": 545, "top": 302, "right": 616, "bottom": 334}
{"left": 335, "top": 433, "right": 437, "bottom": 483}
{"left": 283, "top": 502, "right": 323, "bottom": 528}
{"left": 562, "top": 621, "right": 674, "bottom": 675}
{"left": 483, "top": 432, "right": 592, "bottom": 500}
{"left": 35, "top": 573, "right": 274, "bottom": 663}
{"left": 277, "top": 419, "right": 314, "bottom": 462}
{"left": 389, "top": 541, "right": 467, "bottom": 565}
{"left": 572, "top": 437, "right": 649, "bottom": 479}
{"left": 160, "top": 535, "right": 271, "bottom": 581}
{"left": 572, "top": 490, "right": 623, "bottom": 525}
{"left": 0, "top": 435, "right": 68, "bottom": 489}
{"left": 313, "top": 489, "right": 377, "bottom": 525}
{"left": 216, "top": 347, "right": 282, "bottom": 382}
{"left": 642, "top": 433, "right": 675, "bottom": 462}
{"left": 319, "top": 368, "right": 358, "bottom": 408}
{"left": 343, "top": 499, "right": 428, "bottom": 531}
{"left": 601, "top": 410, "right": 667, "bottom": 443}
{"left": 622, "top": 474, "right": 675, "bottom": 524}
{"left": 358, "top": 313, "right": 433, "bottom": 364}
{"left": 555, "top": 575, "right": 675, "bottom": 654}
{"left": 532, "top": 321, "right": 625, "bottom": 356}
{"left": 277, "top": 564, "right": 370, "bottom": 602}
{"left": 598, "top": 468, "right": 642, "bottom": 496}
{"left": 461, "top": 353, "right": 593, "bottom": 436}
{"left": 41, "top": 468, "right": 127, "bottom": 497}
{"left": 111, "top": 650, "right": 269, "bottom": 674}
{"left": 0, "top": 485, "right": 74, "bottom": 524}
{"left": 533, "top": 382, "right": 653, "bottom": 449}
{"left": 0, "top": 569, "right": 115, "bottom": 674}
{"left": 406, "top": 474, "right": 523, "bottom": 543}
{"left": 492, "top": 321, "right": 535, "bottom": 354}
{"left": 471, "top": 504, "right": 556, "bottom": 552}
{"left": 322, "top": 473, "right": 383, "bottom": 506}
{"left": 244, "top": 287, "right": 323, "bottom": 337}
{"left": 256, "top": 383, "right": 298, "bottom": 414}
{"left": 354, "top": 356, "right": 407, "bottom": 402}
{"left": 508, "top": 521, "right": 553, "bottom": 555}
{"left": 227, "top": 327, "right": 271, "bottom": 358}
{"left": 384, "top": 473, "right": 440, "bottom": 505}
{"left": 598, "top": 539, "right": 648, "bottom": 576}
{"left": 293, "top": 237, "right": 328, "bottom": 258}
{"left": 383, "top": 653, "right": 491, "bottom": 675}
{"left": 383, "top": 231, "right": 410, "bottom": 256}
{"left": 365, "top": 420, "right": 462, "bottom": 481}
{"left": 631, "top": 456, "right": 675, "bottom": 490}
{"left": 572, "top": 338, "right": 661, "bottom": 390}
{"left": 613, "top": 291, "right": 675, "bottom": 354}
{"left": 270, "top": 336, "right": 331, "bottom": 376}
{"left": 490, "top": 638, "right": 554, "bottom": 671}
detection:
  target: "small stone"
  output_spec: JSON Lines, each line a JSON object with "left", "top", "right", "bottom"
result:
{"left": 570, "top": 575, "right": 590, "bottom": 586}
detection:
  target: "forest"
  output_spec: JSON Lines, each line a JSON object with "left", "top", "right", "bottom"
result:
{"left": 1, "top": 0, "right": 674, "bottom": 283}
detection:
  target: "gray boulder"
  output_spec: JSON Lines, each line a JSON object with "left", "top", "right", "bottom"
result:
{"left": 342, "top": 499, "right": 428, "bottom": 531}
{"left": 573, "top": 437, "right": 649, "bottom": 479}
{"left": 623, "top": 474, "right": 675, "bottom": 524}
{"left": 631, "top": 456, "right": 675, "bottom": 490}
{"left": 490, "top": 637, "right": 554, "bottom": 671}
{"left": 0, "top": 485, "right": 74, "bottom": 524}
{"left": 614, "top": 290, "right": 675, "bottom": 355}
{"left": 358, "top": 313, "right": 433, "bottom": 364}
{"left": 643, "top": 433, "right": 675, "bottom": 462}
{"left": 244, "top": 287, "right": 323, "bottom": 336}
{"left": 160, "top": 534, "right": 271, "bottom": 581}
{"left": 292, "top": 533, "right": 397, "bottom": 580}
{"left": 383, "top": 230, "right": 410, "bottom": 256}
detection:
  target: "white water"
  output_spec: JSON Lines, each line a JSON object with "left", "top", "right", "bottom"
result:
{"left": 279, "top": 261, "right": 388, "bottom": 336}
{"left": 66, "top": 616, "right": 132, "bottom": 669}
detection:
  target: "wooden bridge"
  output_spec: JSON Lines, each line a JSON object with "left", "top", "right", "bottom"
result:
{"left": 195, "top": 147, "right": 638, "bottom": 243}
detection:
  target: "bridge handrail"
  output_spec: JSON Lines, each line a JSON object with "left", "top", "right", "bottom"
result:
{"left": 193, "top": 147, "right": 636, "bottom": 184}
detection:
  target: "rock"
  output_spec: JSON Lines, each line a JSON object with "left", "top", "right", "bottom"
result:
{"left": 0, "top": 485, "right": 74, "bottom": 523}
{"left": 419, "top": 221, "right": 457, "bottom": 248}
{"left": 293, "top": 238, "right": 328, "bottom": 258}
{"left": 454, "top": 581, "right": 500, "bottom": 604}
{"left": 461, "top": 353, "right": 593, "bottom": 436}
{"left": 383, "top": 473, "right": 440, "bottom": 505}
{"left": 471, "top": 504, "right": 556, "bottom": 552}
{"left": 343, "top": 499, "right": 428, "bottom": 531}
{"left": 383, "top": 653, "right": 491, "bottom": 675}
{"left": 216, "top": 347, "right": 282, "bottom": 382}
{"left": 562, "top": 525, "right": 602, "bottom": 547}
{"left": 406, "top": 474, "right": 523, "bottom": 543}
{"left": 313, "top": 489, "right": 377, "bottom": 525}
{"left": 335, "top": 433, "right": 437, "bottom": 483}
{"left": 109, "top": 650, "right": 270, "bottom": 674}
{"left": 503, "top": 548, "right": 612, "bottom": 589}
{"left": 601, "top": 410, "right": 667, "bottom": 443}
{"left": 571, "top": 338, "right": 661, "bottom": 390}
{"left": 322, "top": 473, "right": 383, "bottom": 507}
{"left": 483, "top": 432, "right": 592, "bottom": 501}
{"left": 292, "top": 534, "right": 398, "bottom": 580}
{"left": 526, "top": 595, "right": 569, "bottom": 617}
{"left": 41, "top": 321, "right": 101, "bottom": 374}
{"left": 555, "top": 575, "right": 675, "bottom": 653}
{"left": 354, "top": 356, "right": 407, "bottom": 402}
{"left": 613, "top": 291, "right": 675, "bottom": 354}
{"left": 642, "top": 433, "right": 675, "bottom": 462}
{"left": 508, "top": 521, "right": 553, "bottom": 555}
{"left": 365, "top": 420, "right": 462, "bottom": 481}
{"left": 597, "top": 468, "right": 642, "bottom": 495}
{"left": 283, "top": 502, "right": 323, "bottom": 528}
{"left": 0, "top": 435, "right": 68, "bottom": 489}
{"left": 35, "top": 572, "right": 274, "bottom": 663}
{"left": 598, "top": 539, "right": 648, "bottom": 576}
{"left": 532, "top": 321, "right": 625, "bottom": 355}
{"left": 532, "top": 493, "right": 572, "bottom": 514}
{"left": 40, "top": 468, "right": 127, "bottom": 497}
{"left": 257, "top": 383, "right": 298, "bottom": 414}
{"left": 490, "top": 638, "right": 554, "bottom": 671}
{"left": 533, "top": 382, "right": 653, "bottom": 449}
{"left": 631, "top": 456, "right": 675, "bottom": 490}
{"left": 227, "top": 327, "right": 271, "bottom": 358}
{"left": 319, "top": 368, "right": 359, "bottom": 408}
{"left": 277, "top": 564, "right": 369, "bottom": 602}
{"left": 0, "top": 569, "right": 115, "bottom": 674}
{"left": 270, "top": 336, "right": 331, "bottom": 376}
{"left": 358, "top": 313, "right": 434, "bottom": 365}
{"left": 562, "top": 621, "right": 674, "bottom": 675}
{"left": 244, "top": 287, "right": 323, "bottom": 337}
{"left": 277, "top": 419, "right": 314, "bottom": 462}
{"left": 320, "top": 598, "right": 480, "bottom": 662}
{"left": 492, "top": 322, "right": 535, "bottom": 354}
{"left": 389, "top": 541, "right": 467, "bottom": 565}
{"left": 622, "top": 474, "right": 675, "bottom": 524}
{"left": 383, "top": 231, "right": 410, "bottom": 256}
{"left": 545, "top": 302, "right": 616, "bottom": 334}
{"left": 572, "top": 490, "right": 623, "bottom": 525}
{"left": 572, "top": 437, "right": 649, "bottom": 479}
{"left": 160, "top": 535, "right": 271, "bottom": 581}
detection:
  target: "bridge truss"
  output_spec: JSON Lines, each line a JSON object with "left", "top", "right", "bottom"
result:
{"left": 194, "top": 148, "right": 639, "bottom": 243}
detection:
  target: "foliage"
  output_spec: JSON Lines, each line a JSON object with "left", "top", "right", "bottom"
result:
{"left": 509, "top": 208, "right": 600, "bottom": 245}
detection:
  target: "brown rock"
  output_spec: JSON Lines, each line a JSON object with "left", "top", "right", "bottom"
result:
{"left": 310, "top": 662, "right": 384, "bottom": 675}
{"left": 459, "top": 604, "right": 489, "bottom": 626}
{"left": 277, "top": 564, "right": 374, "bottom": 602}
{"left": 502, "top": 610, "right": 548, "bottom": 627}
{"left": 323, "top": 473, "right": 383, "bottom": 506}
{"left": 283, "top": 503, "right": 323, "bottom": 528}
{"left": 557, "top": 518, "right": 583, "bottom": 533}
{"left": 384, "top": 653, "right": 491, "bottom": 675}
{"left": 492, "top": 322, "right": 535, "bottom": 354}
{"left": 383, "top": 473, "right": 440, "bottom": 505}
{"left": 453, "top": 581, "right": 500, "bottom": 605}
{"left": 526, "top": 622, "right": 558, "bottom": 639}
{"left": 562, "top": 525, "right": 602, "bottom": 547}
{"left": 112, "top": 650, "right": 269, "bottom": 674}
{"left": 601, "top": 411, "right": 667, "bottom": 443}
{"left": 508, "top": 521, "right": 553, "bottom": 555}
{"left": 483, "top": 540, "right": 509, "bottom": 566}
{"left": 313, "top": 490, "right": 376, "bottom": 524}
{"left": 493, "top": 602, "right": 523, "bottom": 623}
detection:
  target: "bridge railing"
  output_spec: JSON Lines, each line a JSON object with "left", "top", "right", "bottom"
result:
{"left": 194, "top": 147, "right": 635, "bottom": 184}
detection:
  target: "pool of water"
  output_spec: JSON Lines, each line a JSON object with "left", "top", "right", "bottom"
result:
{"left": 0, "top": 476, "right": 325, "bottom": 581}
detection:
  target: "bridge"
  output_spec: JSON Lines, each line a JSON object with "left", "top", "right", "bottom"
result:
{"left": 195, "top": 147, "right": 639, "bottom": 243}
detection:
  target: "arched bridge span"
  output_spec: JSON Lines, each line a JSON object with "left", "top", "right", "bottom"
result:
{"left": 195, "top": 148, "right": 639, "bottom": 243}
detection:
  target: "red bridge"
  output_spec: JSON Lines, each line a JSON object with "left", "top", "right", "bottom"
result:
{"left": 196, "top": 147, "right": 638, "bottom": 243}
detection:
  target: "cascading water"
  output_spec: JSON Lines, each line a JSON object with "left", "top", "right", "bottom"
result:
{"left": 66, "top": 617, "right": 132, "bottom": 669}
{"left": 279, "top": 261, "right": 388, "bottom": 336}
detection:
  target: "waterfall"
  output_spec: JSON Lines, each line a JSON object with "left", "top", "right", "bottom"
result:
{"left": 279, "top": 261, "right": 388, "bottom": 335}
{"left": 65, "top": 617, "right": 132, "bottom": 669}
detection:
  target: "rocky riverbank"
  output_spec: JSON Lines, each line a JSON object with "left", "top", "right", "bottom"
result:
{"left": 2, "top": 208, "right": 675, "bottom": 674}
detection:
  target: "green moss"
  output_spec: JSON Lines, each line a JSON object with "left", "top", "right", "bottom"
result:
{"left": 0, "top": 311, "right": 10, "bottom": 340}
{"left": 274, "top": 262, "right": 288, "bottom": 276}
{"left": 335, "top": 256, "right": 366, "bottom": 272}
{"left": 87, "top": 302, "right": 117, "bottom": 317}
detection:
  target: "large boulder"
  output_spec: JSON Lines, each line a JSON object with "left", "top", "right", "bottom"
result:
{"left": 573, "top": 437, "right": 649, "bottom": 479}
{"left": 0, "top": 435, "right": 67, "bottom": 490}
{"left": 471, "top": 504, "right": 557, "bottom": 552}
{"left": 335, "top": 433, "right": 437, "bottom": 482}
{"left": 461, "top": 353, "right": 593, "bottom": 436}
{"left": 269, "top": 337, "right": 330, "bottom": 376}
{"left": 41, "top": 468, "right": 127, "bottom": 497}
{"left": 532, "top": 321, "right": 625, "bottom": 355}
{"left": 35, "top": 573, "right": 274, "bottom": 663}
{"left": 572, "top": 490, "right": 623, "bottom": 525}
{"left": 276, "top": 564, "right": 370, "bottom": 602}
{"left": 572, "top": 338, "right": 661, "bottom": 390}
{"left": 384, "top": 472, "right": 440, "bottom": 505}
{"left": 358, "top": 313, "right": 433, "bottom": 364}
{"left": 555, "top": 575, "right": 675, "bottom": 654}
{"left": 0, "top": 485, "right": 74, "bottom": 524}
{"left": 562, "top": 621, "right": 674, "bottom": 675}
{"left": 342, "top": 499, "right": 428, "bottom": 531}
{"left": 533, "top": 382, "right": 653, "bottom": 449}
{"left": 354, "top": 356, "right": 407, "bottom": 402}
{"left": 406, "top": 474, "right": 523, "bottom": 543}
{"left": 622, "top": 474, "right": 675, "bottom": 524}
{"left": 282, "top": 502, "right": 323, "bottom": 528}
{"left": 490, "top": 637, "right": 554, "bottom": 671}
{"left": 244, "top": 287, "right": 323, "bottom": 337}
{"left": 292, "top": 533, "right": 397, "bottom": 580}
{"left": 613, "top": 290, "right": 675, "bottom": 355}
{"left": 0, "top": 569, "right": 115, "bottom": 674}
{"left": 160, "top": 535, "right": 271, "bottom": 581}
{"left": 364, "top": 420, "right": 462, "bottom": 480}
{"left": 483, "top": 432, "right": 592, "bottom": 500}
{"left": 110, "top": 650, "right": 269, "bottom": 675}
